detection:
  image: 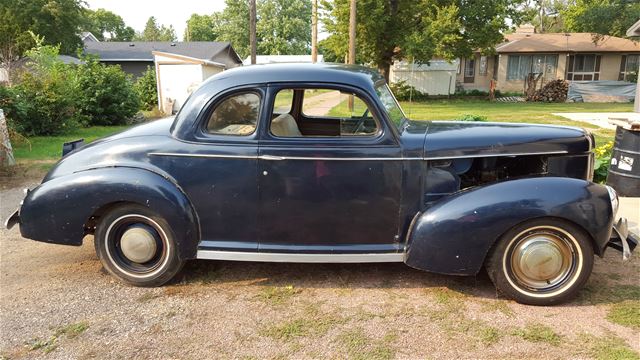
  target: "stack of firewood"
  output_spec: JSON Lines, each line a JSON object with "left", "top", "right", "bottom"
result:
{"left": 527, "top": 80, "right": 569, "bottom": 102}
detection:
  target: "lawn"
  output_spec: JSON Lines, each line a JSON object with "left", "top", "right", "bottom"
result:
{"left": 400, "top": 100, "right": 633, "bottom": 146}
{"left": 12, "top": 125, "right": 130, "bottom": 161}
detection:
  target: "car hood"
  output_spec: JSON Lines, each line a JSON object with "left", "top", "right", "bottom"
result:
{"left": 404, "top": 120, "right": 592, "bottom": 159}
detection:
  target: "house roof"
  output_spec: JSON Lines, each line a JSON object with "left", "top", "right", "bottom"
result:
{"left": 242, "top": 55, "right": 324, "bottom": 65}
{"left": 84, "top": 41, "right": 242, "bottom": 63}
{"left": 628, "top": 19, "right": 640, "bottom": 37}
{"left": 152, "top": 51, "right": 226, "bottom": 68}
{"left": 496, "top": 32, "right": 640, "bottom": 53}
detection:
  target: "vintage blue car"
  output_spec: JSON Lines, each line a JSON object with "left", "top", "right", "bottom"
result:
{"left": 5, "top": 63, "right": 637, "bottom": 305}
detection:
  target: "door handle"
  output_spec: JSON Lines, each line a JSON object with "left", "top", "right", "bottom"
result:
{"left": 259, "top": 155, "right": 285, "bottom": 161}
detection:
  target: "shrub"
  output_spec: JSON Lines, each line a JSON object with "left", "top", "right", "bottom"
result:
{"left": 389, "top": 80, "right": 427, "bottom": 101}
{"left": 457, "top": 114, "right": 488, "bottom": 122}
{"left": 135, "top": 66, "right": 158, "bottom": 111}
{"left": 3, "top": 45, "right": 79, "bottom": 136}
{"left": 593, "top": 141, "right": 613, "bottom": 184}
{"left": 74, "top": 57, "right": 140, "bottom": 126}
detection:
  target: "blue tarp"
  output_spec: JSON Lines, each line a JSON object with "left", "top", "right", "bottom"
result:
{"left": 568, "top": 81, "right": 636, "bottom": 102}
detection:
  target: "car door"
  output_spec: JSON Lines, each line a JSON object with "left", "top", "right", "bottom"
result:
{"left": 162, "top": 88, "right": 263, "bottom": 252}
{"left": 257, "top": 84, "right": 403, "bottom": 253}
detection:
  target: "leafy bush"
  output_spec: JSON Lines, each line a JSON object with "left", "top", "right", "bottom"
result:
{"left": 457, "top": 114, "right": 488, "bottom": 122}
{"left": 135, "top": 66, "right": 158, "bottom": 111}
{"left": 593, "top": 141, "right": 613, "bottom": 184}
{"left": 455, "top": 89, "right": 489, "bottom": 97}
{"left": 2, "top": 45, "right": 79, "bottom": 136}
{"left": 74, "top": 57, "right": 140, "bottom": 126}
{"left": 389, "top": 80, "right": 427, "bottom": 101}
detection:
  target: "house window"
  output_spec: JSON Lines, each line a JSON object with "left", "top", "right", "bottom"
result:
{"left": 464, "top": 58, "right": 475, "bottom": 83}
{"left": 619, "top": 55, "right": 639, "bottom": 82}
{"left": 506, "top": 55, "right": 558, "bottom": 80}
{"left": 567, "top": 54, "right": 601, "bottom": 81}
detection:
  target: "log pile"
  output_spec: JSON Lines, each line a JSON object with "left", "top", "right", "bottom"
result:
{"left": 527, "top": 79, "right": 569, "bottom": 102}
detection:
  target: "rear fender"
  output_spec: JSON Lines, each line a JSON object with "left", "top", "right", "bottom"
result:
{"left": 405, "top": 177, "right": 613, "bottom": 275}
{"left": 18, "top": 167, "right": 200, "bottom": 260}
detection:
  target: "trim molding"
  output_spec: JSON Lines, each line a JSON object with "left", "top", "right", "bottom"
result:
{"left": 196, "top": 250, "right": 405, "bottom": 263}
{"left": 150, "top": 150, "right": 570, "bottom": 161}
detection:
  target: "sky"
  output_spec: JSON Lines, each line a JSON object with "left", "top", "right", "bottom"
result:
{"left": 84, "top": 0, "right": 228, "bottom": 41}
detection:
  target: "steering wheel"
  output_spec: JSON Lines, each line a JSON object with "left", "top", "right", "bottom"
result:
{"left": 353, "top": 109, "right": 370, "bottom": 134}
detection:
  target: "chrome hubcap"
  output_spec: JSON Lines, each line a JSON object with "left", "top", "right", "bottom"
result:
{"left": 510, "top": 233, "right": 573, "bottom": 290}
{"left": 120, "top": 226, "right": 158, "bottom": 263}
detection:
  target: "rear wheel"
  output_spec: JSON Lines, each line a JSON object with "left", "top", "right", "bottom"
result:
{"left": 486, "top": 218, "right": 594, "bottom": 305}
{"left": 94, "top": 204, "right": 184, "bottom": 287}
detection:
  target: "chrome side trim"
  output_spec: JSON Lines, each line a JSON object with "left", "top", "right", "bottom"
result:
{"left": 149, "top": 152, "right": 258, "bottom": 159}
{"left": 196, "top": 250, "right": 405, "bottom": 263}
{"left": 150, "top": 152, "right": 422, "bottom": 161}
{"left": 424, "top": 150, "right": 569, "bottom": 161}
{"left": 151, "top": 150, "right": 570, "bottom": 161}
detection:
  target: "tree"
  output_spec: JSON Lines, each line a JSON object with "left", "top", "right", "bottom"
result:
{"left": 563, "top": 0, "right": 640, "bottom": 39}
{"left": 258, "top": 0, "right": 312, "bottom": 55}
{"left": 82, "top": 8, "right": 135, "bottom": 41}
{"left": 321, "top": 0, "right": 523, "bottom": 82}
{"left": 186, "top": 0, "right": 313, "bottom": 58}
{"left": 184, "top": 14, "right": 219, "bottom": 41}
{"left": 520, "top": 0, "right": 569, "bottom": 33}
{"left": 138, "top": 17, "right": 177, "bottom": 41}
{"left": 0, "top": 0, "right": 84, "bottom": 56}
{"left": 215, "top": 0, "right": 251, "bottom": 57}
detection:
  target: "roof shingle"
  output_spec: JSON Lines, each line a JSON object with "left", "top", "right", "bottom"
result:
{"left": 83, "top": 41, "right": 239, "bottom": 62}
{"left": 496, "top": 32, "right": 640, "bottom": 53}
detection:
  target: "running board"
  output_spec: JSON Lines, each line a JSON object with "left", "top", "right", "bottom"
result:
{"left": 196, "top": 250, "right": 406, "bottom": 263}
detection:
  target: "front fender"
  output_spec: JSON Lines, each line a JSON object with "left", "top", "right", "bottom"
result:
{"left": 19, "top": 167, "right": 200, "bottom": 260}
{"left": 405, "top": 177, "right": 613, "bottom": 275}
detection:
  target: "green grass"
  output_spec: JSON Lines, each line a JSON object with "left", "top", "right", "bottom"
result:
{"left": 25, "top": 321, "right": 89, "bottom": 354}
{"left": 607, "top": 300, "right": 640, "bottom": 330}
{"left": 258, "top": 285, "right": 301, "bottom": 305}
{"left": 12, "top": 125, "right": 130, "bottom": 160}
{"left": 401, "top": 100, "right": 632, "bottom": 146}
{"left": 580, "top": 333, "right": 640, "bottom": 360}
{"left": 261, "top": 305, "right": 343, "bottom": 342}
{"left": 512, "top": 323, "right": 562, "bottom": 346}
{"left": 337, "top": 328, "right": 396, "bottom": 360}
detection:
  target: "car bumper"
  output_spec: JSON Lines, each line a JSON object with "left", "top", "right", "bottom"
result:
{"left": 607, "top": 218, "right": 639, "bottom": 260}
{"left": 4, "top": 208, "right": 20, "bottom": 230}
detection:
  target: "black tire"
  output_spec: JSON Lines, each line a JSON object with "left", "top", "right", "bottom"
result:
{"left": 94, "top": 204, "right": 185, "bottom": 287}
{"left": 485, "top": 218, "right": 594, "bottom": 305}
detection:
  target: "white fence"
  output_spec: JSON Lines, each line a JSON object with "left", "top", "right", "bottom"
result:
{"left": 389, "top": 60, "right": 459, "bottom": 95}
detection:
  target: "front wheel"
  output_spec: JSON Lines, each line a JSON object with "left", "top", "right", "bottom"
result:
{"left": 95, "top": 204, "right": 185, "bottom": 287}
{"left": 486, "top": 218, "right": 594, "bottom": 305}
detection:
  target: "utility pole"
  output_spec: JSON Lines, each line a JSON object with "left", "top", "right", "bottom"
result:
{"left": 311, "top": 0, "right": 318, "bottom": 63}
{"left": 348, "top": 0, "right": 356, "bottom": 110}
{"left": 250, "top": 0, "right": 257, "bottom": 65}
{"left": 348, "top": 0, "right": 356, "bottom": 65}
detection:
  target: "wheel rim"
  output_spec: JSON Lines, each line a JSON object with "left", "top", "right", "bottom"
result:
{"left": 504, "top": 226, "right": 579, "bottom": 295}
{"left": 104, "top": 214, "right": 171, "bottom": 278}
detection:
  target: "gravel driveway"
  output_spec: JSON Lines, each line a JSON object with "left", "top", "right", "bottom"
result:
{"left": 1, "top": 174, "right": 638, "bottom": 359}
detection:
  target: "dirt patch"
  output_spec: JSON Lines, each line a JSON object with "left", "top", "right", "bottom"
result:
{"left": 1, "top": 176, "right": 639, "bottom": 359}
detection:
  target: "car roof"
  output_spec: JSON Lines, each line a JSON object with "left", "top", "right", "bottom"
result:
{"left": 202, "top": 62, "right": 385, "bottom": 89}
{"left": 172, "top": 63, "right": 386, "bottom": 139}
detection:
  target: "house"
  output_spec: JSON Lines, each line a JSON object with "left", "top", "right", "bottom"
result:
{"left": 153, "top": 51, "right": 231, "bottom": 113}
{"left": 84, "top": 40, "right": 242, "bottom": 77}
{"left": 389, "top": 60, "right": 459, "bottom": 95}
{"left": 242, "top": 55, "right": 324, "bottom": 65}
{"left": 457, "top": 25, "right": 640, "bottom": 93}
{"left": 627, "top": 19, "right": 640, "bottom": 112}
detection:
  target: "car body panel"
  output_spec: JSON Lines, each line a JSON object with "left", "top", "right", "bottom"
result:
{"left": 405, "top": 177, "right": 614, "bottom": 275}
{"left": 9, "top": 63, "right": 632, "bottom": 276}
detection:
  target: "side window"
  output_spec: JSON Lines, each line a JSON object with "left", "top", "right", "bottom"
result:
{"left": 273, "top": 89, "right": 293, "bottom": 114}
{"left": 270, "top": 88, "right": 379, "bottom": 138}
{"left": 206, "top": 92, "right": 260, "bottom": 135}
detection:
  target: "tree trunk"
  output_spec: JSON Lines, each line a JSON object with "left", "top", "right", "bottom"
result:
{"left": 0, "top": 109, "right": 16, "bottom": 167}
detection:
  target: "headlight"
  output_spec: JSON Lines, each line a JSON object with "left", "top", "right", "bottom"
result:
{"left": 606, "top": 185, "right": 619, "bottom": 216}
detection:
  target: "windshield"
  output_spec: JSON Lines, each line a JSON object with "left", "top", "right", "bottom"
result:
{"left": 375, "top": 84, "right": 406, "bottom": 129}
